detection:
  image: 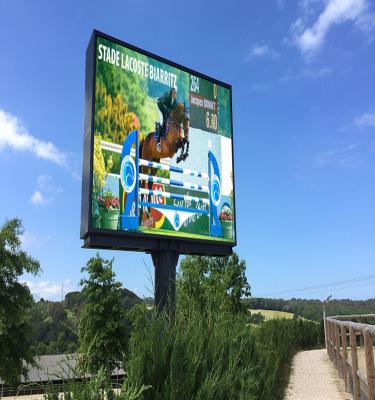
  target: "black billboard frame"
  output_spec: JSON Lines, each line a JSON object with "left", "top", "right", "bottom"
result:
{"left": 80, "top": 29, "right": 237, "bottom": 257}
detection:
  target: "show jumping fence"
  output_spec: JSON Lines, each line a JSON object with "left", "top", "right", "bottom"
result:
{"left": 100, "top": 130, "right": 223, "bottom": 237}
{"left": 120, "top": 130, "right": 222, "bottom": 235}
{"left": 326, "top": 314, "right": 375, "bottom": 400}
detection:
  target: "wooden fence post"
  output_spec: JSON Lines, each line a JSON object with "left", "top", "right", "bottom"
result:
{"left": 330, "top": 321, "right": 334, "bottom": 362}
{"left": 335, "top": 324, "right": 341, "bottom": 373}
{"left": 324, "top": 305, "right": 328, "bottom": 354}
{"left": 363, "top": 329, "right": 375, "bottom": 400}
{"left": 328, "top": 321, "right": 333, "bottom": 361}
{"left": 350, "top": 327, "right": 361, "bottom": 400}
{"left": 341, "top": 325, "right": 348, "bottom": 389}
{"left": 327, "top": 321, "right": 331, "bottom": 358}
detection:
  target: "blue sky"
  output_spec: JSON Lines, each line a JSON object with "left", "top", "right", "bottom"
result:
{"left": 0, "top": 0, "right": 374, "bottom": 301}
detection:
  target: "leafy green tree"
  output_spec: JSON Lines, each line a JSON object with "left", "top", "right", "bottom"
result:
{"left": 178, "top": 253, "right": 251, "bottom": 314}
{"left": 0, "top": 218, "right": 40, "bottom": 385}
{"left": 94, "top": 79, "right": 141, "bottom": 145}
{"left": 78, "top": 254, "right": 128, "bottom": 375}
{"left": 95, "top": 39, "right": 150, "bottom": 139}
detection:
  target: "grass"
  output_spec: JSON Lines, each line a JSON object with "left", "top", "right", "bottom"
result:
{"left": 65, "top": 309, "right": 75, "bottom": 321}
{"left": 123, "top": 305, "right": 323, "bottom": 400}
{"left": 139, "top": 226, "right": 234, "bottom": 243}
{"left": 249, "top": 309, "right": 295, "bottom": 320}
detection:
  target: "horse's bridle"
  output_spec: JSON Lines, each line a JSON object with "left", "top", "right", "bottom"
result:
{"left": 166, "top": 118, "right": 182, "bottom": 132}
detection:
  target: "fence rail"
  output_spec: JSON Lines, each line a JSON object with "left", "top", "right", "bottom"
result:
{"left": 326, "top": 314, "right": 375, "bottom": 400}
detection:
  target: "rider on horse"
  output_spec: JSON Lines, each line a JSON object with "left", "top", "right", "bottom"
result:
{"left": 155, "top": 87, "right": 177, "bottom": 153}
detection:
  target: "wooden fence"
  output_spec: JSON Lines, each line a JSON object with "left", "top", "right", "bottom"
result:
{"left": 326, "top": 314, "right": 375, "bottom": 400}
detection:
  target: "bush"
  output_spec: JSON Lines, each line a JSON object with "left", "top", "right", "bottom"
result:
{"left": 43, "top": 253, "right": 323, "bottom": 399}
{"left": 124, "top": 303, "right": 323, "bottom": 400}
{"left": 125, "top": 304, "right": 258, "bottom": 400}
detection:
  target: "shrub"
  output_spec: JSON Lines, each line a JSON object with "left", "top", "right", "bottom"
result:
{"left": 124, "top": 304, "right": 323, "bottom": 400}
{"left": 44, "top": 253, "right": 323, "bottom": 399}
{"left": 124, "top": 254, "right": 323, "bottom": 399}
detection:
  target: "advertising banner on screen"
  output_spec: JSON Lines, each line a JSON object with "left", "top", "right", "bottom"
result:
{"left": 87, "top": 33, "right": 235, "bottom": 246}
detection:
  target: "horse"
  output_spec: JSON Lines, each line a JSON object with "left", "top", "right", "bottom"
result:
{"left": 139, "top": 102, "right": 190, "bottom": 163}
{"left": 139, "top": 102, "right": 190, "bottom": 224}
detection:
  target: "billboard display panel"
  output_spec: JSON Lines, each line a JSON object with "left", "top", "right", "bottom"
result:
{"left": 81, "top": 31, "right": 236, "bottom": 252}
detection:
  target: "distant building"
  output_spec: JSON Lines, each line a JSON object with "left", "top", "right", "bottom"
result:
{"left": 0, "top": 354, "right": 124, "bottom": 397}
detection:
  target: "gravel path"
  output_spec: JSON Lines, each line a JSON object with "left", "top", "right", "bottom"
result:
{"left": 285, "top": 349, "right": 351, "bottom": 400}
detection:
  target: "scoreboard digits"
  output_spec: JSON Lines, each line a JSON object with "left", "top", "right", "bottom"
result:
{"left": 190, "top": 75, "right": 199, "bottom": 93}
{"left": 189, "top": 75, "right": 218, "bottom": 134}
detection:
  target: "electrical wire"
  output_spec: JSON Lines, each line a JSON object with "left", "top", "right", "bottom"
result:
{"left": 257, "top": 273, "right": 375, "bottom": 297}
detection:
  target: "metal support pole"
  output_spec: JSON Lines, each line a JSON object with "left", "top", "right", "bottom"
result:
{"left": 151, "top": 250, "right": 179, "bottom": 314}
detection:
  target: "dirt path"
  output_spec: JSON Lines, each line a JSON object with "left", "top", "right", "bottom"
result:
{"left": 285, "top": 349, "right": 351, "bottom": 400}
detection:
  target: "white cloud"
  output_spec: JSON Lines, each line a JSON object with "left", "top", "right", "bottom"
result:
{"left": 355, "top": 11, "right": 375, "bottom": 32}
{"left": 300, "top": 66, "right": 332, "bottom": 79}
{"left": 299, "top": 0, "right": 322, "bottom": 17}
{"left": 244, "top": 44, "right": 279, "bottom": 62}
{"left": 280, "top": 66, "right": 332, "bottom": 83}
{"left": 20, "top": 230, "right": 40, "bottom": 248}
{"left": 37, "top": 174, "right": 63, "bottom": 194}
{"left": 25, "top": 279, "right": 75, "bottom": 301}
{"left": 277, "top": 0, "right": 285, "bottom": 10}
{"left": 29, "top": 174, "right": 62, "bottom": 205}
{"left": 0, "top": 109, "right": 67, "bottom": 166}
{"left": 250, "top": 83, "right": 270, "bottom": 92}
{"left": 313, "top": 143, "right": 361, "bottom": 167}
{"left": 355, "top": 112, "right": 375, "bottom": 127}
{"left": 20, "top": 229, "right": 50, "bottom": 249}
{"left": 30, "top": 190, "right": 51, "bottom": 205}
{"left": 291, "top": 0, "right": 369, "bottom": 55}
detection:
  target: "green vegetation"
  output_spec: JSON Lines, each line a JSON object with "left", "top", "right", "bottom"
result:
{"left": 245, "top": 297, "right": 375, "bottom": 321}
{"left": 32, "top": 288, "right": 140, "bottom": 356}
{"left": 95, "top": 37, "right": 152, "bottom": 143}
{"left": 31, "top": 293, "right": 372, "bottom": 359}
{"left": 123, "top": 254, "right": 323, "bottom": 400}
{"left": 249, "top": 309, "right": 295, "bottom": 320}
{"left": 43, "top": 365, "right": 150, "bottom": 400}
{"left": 94, "top": 77, "right": 141, "bottom": 145}
{"left": 139, "top": 226, "right": 234, "bottom": 242}
{"left": 39, "top": 253, "right": 322, "bottom": 400}
{"left": 0, "top": 218, "right": 41, "bottom": 385}
{"left": 78, "top": 255, "right": 129, "bottom": 375}
{"left": 0, "top": 217, "right": 349, "bottom": 397}
{"left": 178, "top": 253, "right": 250, "bottom": 314}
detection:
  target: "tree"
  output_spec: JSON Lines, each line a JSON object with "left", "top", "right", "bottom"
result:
{"left": 78, "top": 254, "right": 128, "bottom": 375}
{"left": 94, "top": 79, "right": 141, "bottom": 145}
{"left": 249, "top": 312, "right": 265, "bottom": 325}
{"left": 0, "top": 218, "right": 40, "bottom": 385}
{"left": 177, "top": 253, "right": 251, "bottom": 314}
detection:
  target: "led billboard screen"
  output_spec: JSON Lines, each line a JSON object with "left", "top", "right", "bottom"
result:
{"left": 81, "top": 31, "right": 236, "bottom": 254}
